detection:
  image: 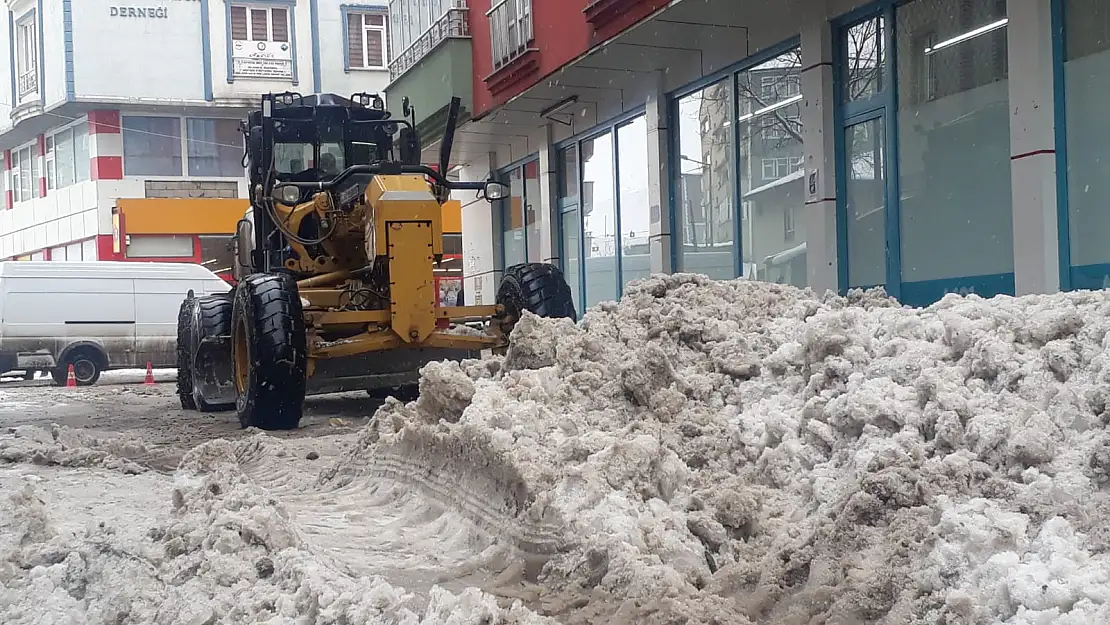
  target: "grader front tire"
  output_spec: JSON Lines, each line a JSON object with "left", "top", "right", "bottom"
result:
{"left": 231, "top": 273, "right": 307, "bottom": 431}
{"left": 176, "top": 294, "right": 198, "bottom": 410}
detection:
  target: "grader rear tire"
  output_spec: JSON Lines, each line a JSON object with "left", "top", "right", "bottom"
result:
{"left": 191, "top": 294, "right": 236, "bottom": 412}
{"left": 497, "top": 263, "right": 577, "bottom": 326}
{"left": 231, "top": 273, "right": 307, "bottom": 430}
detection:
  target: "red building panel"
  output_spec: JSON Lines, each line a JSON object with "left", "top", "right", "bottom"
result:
{"left": 469, "top": 0, "right": 669, "bottom": 116}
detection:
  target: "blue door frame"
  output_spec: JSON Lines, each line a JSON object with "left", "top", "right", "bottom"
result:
{"left": 1050, "top": 0, "right": 1110, "bottom": 292}
{"left": 495, "top": 154, "right": 539, "bottom": 271}
{"left": 832, "top": 0, "right": 1016, "bottom": 306}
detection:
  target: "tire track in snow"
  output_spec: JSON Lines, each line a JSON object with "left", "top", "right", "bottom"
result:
{"left": 232, "top": 435, "right": 526, "bottom": 604}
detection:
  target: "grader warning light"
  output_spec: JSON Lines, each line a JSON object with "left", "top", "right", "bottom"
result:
{"left": 175, "top": 92, "right": 576, "bottom": 429}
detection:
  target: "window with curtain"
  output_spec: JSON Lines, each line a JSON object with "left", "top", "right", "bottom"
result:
{"left": 347, "top": 12, "right": 389, "bottom": 68}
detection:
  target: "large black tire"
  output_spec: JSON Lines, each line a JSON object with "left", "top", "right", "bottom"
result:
{"left": 191, "top": 294, "right": 236, "bottom": 412}
{"left": 497, "top": 263, "right": 577, "bottom": 330}
{"left": 177, "top": 294, "right": 198, "bottom": 409}
{"left": 231, "top": 273, "right": 307, "bottom": 430}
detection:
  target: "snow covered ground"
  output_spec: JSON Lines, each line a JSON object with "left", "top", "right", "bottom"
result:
{"left": 5, "top": 274, "right": 1110, "bottom": 623}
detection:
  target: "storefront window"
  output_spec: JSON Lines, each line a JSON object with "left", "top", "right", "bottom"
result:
{"left": 896, "top": 0, "right": 1012, "bottom": 302}
{"left": 1064, "top": 0, "right": 1110, "bottom": 286}
{"left": 559, "top": 114, "right": 649, "bottom": 310}
{"left": 524, "top": 160, "right": 542, "bottom": 262}
{"left": 561, "top": 208, "right": 581, "bottom": 313}
{"left": 501, "top": 165, "right": 527, "bottom": 267}
{"left": 736, "top": 47, "right": 806, "bottom": 287}
{"left": 845, "top": 118, "right": 887, "bottom": 288}
{"left": 582, "top": 132, "right": 617, "bottom": 307}
{"left": 558, "top": 145, "right": 582, "bottom": 313}
{"left": 199, "top": 235, "right": 235, "bottom": 275}
{"left": 675, "top": 78, "right": 735, "bottom": 279}
{"left": 126, "top": 235, "right": 194, "bottom": 259}
{"left": 616, "top": 117, "right": 651, "bottom": 288}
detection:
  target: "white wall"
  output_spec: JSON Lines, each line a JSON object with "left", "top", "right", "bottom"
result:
{"left": 71, "top": 0, "right": 206, "bottom": 103}
{"left": 459, "top": 156, "right": 497, "bottom": 306}
{"left": 0, "top": 179, "right": 100, "bottom": 258}
{"left": 317, "top": 0, "right": 391, "bottom": 97}
{"left": 41, "top": 0, "right": 66, "bottom": 107}
{"left": 0, "top": 5, "right": 11, "bottom": 135}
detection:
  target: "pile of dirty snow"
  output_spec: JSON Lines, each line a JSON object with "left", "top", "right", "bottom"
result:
{"left": 0, "top": 424, "right": 150, "bottom": 474}
{"left": 322, "top": 274, "right": 1110, "bottom": 624}
{"left": 0, "top": 433, "right": 557, "bottom": 625}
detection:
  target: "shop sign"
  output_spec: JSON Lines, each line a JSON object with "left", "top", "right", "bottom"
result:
{"left": 233, "top": 40, "right": 293, "bottom": 79}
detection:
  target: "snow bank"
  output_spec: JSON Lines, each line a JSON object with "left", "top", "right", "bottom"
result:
{"left": 0, "top": 436, "right": 557, "bottom": 624}
{"left": 325, "top": 274, "right": 1110, "bottom": 624}
{"left": 0, "top": 424, "right": 149, "bottom": 474}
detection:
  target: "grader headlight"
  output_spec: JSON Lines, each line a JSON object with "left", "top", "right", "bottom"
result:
{"left": 272, "top": 184, "right": 301, "bottom": 205}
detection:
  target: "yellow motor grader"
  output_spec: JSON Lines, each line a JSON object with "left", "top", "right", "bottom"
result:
{"left": 175, "top": 92, "right": 576, "bottom": 429}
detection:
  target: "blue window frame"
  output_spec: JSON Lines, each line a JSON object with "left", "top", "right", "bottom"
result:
{"left": 1053, "top": 0, "right": 1110, "bottom": 292}
{"left": 832, "top": 0, "right": 1015, "bottom": 306}
{"left": 554, "top": 107, "right": 647, "bottom": 310}
{"left": 664, "top": 37, "right": 802, "bottom": 282}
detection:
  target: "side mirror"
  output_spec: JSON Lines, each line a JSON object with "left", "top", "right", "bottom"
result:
{"left": 235, "top": 218, "right": 253, "bottom": 272}
{"left": 398, "top": 127, "right": 421, "bottom": 165}
{"left": 401, "top": 96, "right": 412, "bottom": 117}
{"left": 484, "top": 180, "right": 509, "bottom": 201}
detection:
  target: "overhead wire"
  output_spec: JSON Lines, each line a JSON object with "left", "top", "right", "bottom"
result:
{"left": 0, "top": 97, "right": 246, "bottom": 150}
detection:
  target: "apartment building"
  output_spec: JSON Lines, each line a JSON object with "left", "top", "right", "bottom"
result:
{"left": 0, "top": 0, "right": 392, "bottom": 278}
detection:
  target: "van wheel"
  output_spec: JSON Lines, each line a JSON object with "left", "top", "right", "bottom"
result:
{"left": 177, "top": 295, "right": 198, "bottom": 409}
{"left": 231, "top": 273, "right": 307, "bottom": 430}
{"left": 51, "top": 348, "right": 104, "bottom": 387}
{"left": 191, "top": 294, "right": 235, "bottom": 412}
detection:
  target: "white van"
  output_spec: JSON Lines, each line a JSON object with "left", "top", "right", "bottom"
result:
{"left": 0, "top": 261, "right": 231, "bottom": 385}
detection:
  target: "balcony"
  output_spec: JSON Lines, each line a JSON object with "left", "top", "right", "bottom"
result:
{"left": 17, "top": 69, "right": 37, "bottom": 98}
{"left": 389, "top": 3, "right": 470, "bottom": 83}
{"left": 584, "top": 0, "right": 670, "bottom": 41}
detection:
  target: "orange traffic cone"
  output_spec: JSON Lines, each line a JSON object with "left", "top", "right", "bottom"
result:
{"left": 144, "top": 362, "right": 155, "bottom": 385}
{"left": 66, "top": 364, "right": 77, "bottom": 387}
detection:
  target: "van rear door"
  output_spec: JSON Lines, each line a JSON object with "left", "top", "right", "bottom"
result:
{"left": 134, "top": 276, "right": 197, "bottom": 368}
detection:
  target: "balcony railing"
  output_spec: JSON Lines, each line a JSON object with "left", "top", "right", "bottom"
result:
{"left": 17, "top": 68, "right": 37, "bottom": 98}
{"left": 389, "top": 4, "right": 470, "bottom": 82}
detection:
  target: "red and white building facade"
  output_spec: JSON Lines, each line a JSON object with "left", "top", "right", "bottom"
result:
{"left": 0, "top": 0, "right": 392, "bottom": 268}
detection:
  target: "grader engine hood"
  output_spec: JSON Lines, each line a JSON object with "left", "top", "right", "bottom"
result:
{"left": 364, "top": 174, "right": 444, "bottom": 343}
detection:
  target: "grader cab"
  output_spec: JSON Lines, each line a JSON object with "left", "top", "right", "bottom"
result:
{"left": 175, "top": 92, "right": 576, "bottom": 429}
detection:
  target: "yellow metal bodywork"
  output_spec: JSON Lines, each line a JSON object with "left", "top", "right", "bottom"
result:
{"left": 282, "top": 173, "right": 505, "bottom": 375}
{"left": 365, "top": 175, "right": 442, "bottom": 345}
